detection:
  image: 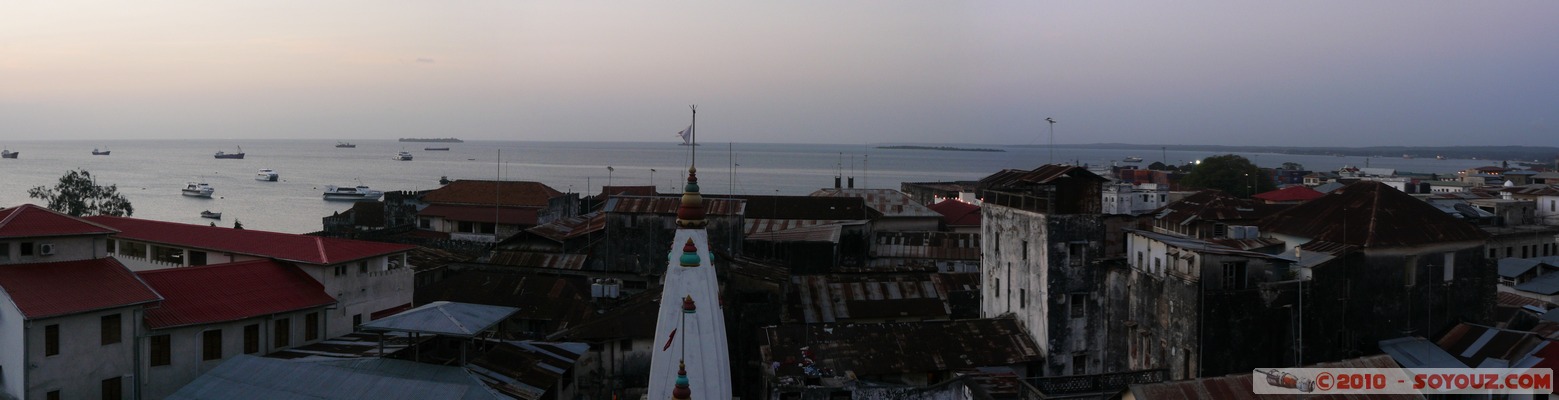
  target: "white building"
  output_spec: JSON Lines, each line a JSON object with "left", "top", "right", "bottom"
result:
{"left": 85, "top": 216, "right": 417, "bottom": 338}
{"left": 1102, "top": 182, "right": 1168, "bottom": 215}
{"left": 133, "top": 259, "right": 337, "bottom": 399}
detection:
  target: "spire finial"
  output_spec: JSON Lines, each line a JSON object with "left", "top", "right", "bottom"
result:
{"left": 679, "top": 238, "right": 701, "bottom": 267}
{"left": 672, "top": 360, "right": 692, "bottom": 399}
{"left": 676, "top": 169, "right": 708, "bottom": 229}
{"left": 682, "top": 295, "right": 697, "bottom": 313}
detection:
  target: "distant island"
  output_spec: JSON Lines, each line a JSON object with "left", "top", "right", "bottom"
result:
{"left": 399, "top": 138, "right": 464, "bottom": 143}
{"left": 877, "top": 145, "right": 1005, "bottom": 152}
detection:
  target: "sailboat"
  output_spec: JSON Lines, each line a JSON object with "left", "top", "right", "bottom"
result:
{"left": 676, "top": 124, "right": 700, "bottom": 146}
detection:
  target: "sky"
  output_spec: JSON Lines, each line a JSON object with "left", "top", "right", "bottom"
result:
{"left": 2, "top": 1, "right": 1556, "bottom": 146}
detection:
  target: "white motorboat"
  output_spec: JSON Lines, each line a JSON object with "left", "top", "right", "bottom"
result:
{"left": 182, "top": 182, "right": 215, "bottom": 198}
{"left": 200, "top": 210, "right": 222, "bottom": 219}
{"left": 256, "top": 168, "right": 279, "bottom": 182}
{"left": 322, "top": 185, "right": 384, "bottom": 201}
{"left": 394, "top": 151, "right": 414, "bottom": 161}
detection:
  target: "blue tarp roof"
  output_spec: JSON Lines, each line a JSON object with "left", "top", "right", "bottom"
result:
{"left": 166, "top": 355, "right": 497, "bottom": 400}
{"left": 1516, "top": 272, "right": 1559, "bottom": 296}
{"left": 361, "top": 301, "right": 519, "bottom": 337}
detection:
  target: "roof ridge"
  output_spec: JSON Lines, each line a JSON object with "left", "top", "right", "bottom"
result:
{"left": 315, "top": 237, "right": 330, "bottom": 265}
{"left": 0, "top": 204, "right": 26, "bottom": 230}
{"left": 438, "top": 303, "right": 472, "bottom": 334}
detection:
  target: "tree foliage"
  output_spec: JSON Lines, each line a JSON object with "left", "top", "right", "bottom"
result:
{"left": 1180, "top": 154, "right": 1276, "bottom": 197}
{"left": 27, "top": 169, "right": 134, "bottom": 217}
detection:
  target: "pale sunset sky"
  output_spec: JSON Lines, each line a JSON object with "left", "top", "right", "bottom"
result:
{"left": 2, "top": 1, "right": 1556, "bottom": 146}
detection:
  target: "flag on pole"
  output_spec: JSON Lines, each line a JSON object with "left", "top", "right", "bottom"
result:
{"left": 676, "top": 125, "right": 693, "bottom": 144}
{"left": 662, "top": 328, "right": 678, "bottom": 351}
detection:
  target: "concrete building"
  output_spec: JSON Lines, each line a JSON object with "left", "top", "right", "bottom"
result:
{"left": 0, "top": 258, "right": 161, "bottom": 400}
{"left": 85, "top": 216, "right": 416, "bottom": 338}
{"left": 134, "top": 260, "right": 336, "bottom": 399}
{"left": 416, "top": 180, "right": 564, "bottom": 242}
{"left": 1102, "top": 182, "right": 1168, "bottom": 215}
{"left": 1255, "top": 181, "right": 1495, "bottom": 372}
{"left": 976, "top": 164, "right": 1111, "bottom": 376}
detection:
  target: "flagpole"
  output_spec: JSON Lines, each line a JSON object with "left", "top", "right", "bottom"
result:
{"left": 689, "top": 105, "right": 698, "bottom": 168}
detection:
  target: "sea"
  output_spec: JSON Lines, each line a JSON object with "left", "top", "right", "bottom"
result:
{"left": 0, "top": 139, "right": 1502, "bottom": 234}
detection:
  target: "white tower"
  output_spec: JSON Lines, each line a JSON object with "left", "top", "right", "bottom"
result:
{"left": 646, "top": 165, "right": 731, "bottom": 399}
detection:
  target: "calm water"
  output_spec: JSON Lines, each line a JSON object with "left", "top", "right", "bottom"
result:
{"left": 0, "top": 140, "right": 1496, "bottom": 234}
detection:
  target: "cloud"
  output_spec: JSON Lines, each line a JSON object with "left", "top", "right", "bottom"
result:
{"left": 415, "top": 58, "right": 435, "bottom": 64}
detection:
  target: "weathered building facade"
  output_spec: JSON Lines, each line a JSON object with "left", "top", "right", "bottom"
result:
{"left": 977, "top": 165, "right": 1111, "bottom": 376}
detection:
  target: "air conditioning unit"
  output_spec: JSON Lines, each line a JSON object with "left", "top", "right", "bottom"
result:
{"left": 39, "top": 243, "right": 56, "bottom": 256}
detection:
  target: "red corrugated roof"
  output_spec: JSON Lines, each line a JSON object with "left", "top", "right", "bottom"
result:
{"left": 0, "top": 258, "right": 160, "bottom": 319}
{"left": 84, "top": 216, "right": 416, "bottom": 265}
{"left": 422, "top": 180, "right": 561, "bottom": 208}
{"left": 419, "top": 204, "right": 539, "bottom": 225}
{"left": 137, "top": 260, "right": 335, "bottom": 329}
{"left": 1252, "top": 186, "right": 1325, "bottom": 202}
{"left": 927, "top": 199, "right": 981, "bottom": 226}
{"left": 0, "top": 204, "right": 119, "bottom": 238}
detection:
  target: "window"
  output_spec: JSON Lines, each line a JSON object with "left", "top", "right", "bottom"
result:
{"left": 620, "top": 339, "right": 632, "bottom": 352}
{"left": 106, "top": 239, "right": 116, "bottom": 253}
{"left": 101, "top": 314, "right": 121, "bottom": 345}
{"left": 1443, "top": 253, "right": 1456, "bottom": 282}
{"left": 358, "top": 261, "right": 368, "bottom": 274}
{"left": 1490, "top": 248, "right": 1498, "bottom": 259}
{"left": 1073, "top": 355, "right": 1087, "bottom": 375}
{"left": 189, "top": 251, "right": 208, "bottom": 266}
{"left": 1019, "top": 289, "right": 1027, "bottom": 309}
{"left": 243, "top": 324, "right": 260, "bottom": 354}
{"left": 1222, "top": 262, "right": 1247, "bottom": 289}
{"left": 1069, "top": 243, "right": 1087, "bottom": 266}
{"left": 121, "top": 241, "right": 147, "bottom": 258}
{"left": 305, "top": 312, "right": 320, "bottom": 341}
{"left": 418, "top": 218, "right": 431, "bottom": 229}
{"left": 1070, "top": 293, "right": 1086, "bottom": 318}
{"left": 0, "top": 242, "right": 8, "bottom": 259}
{"left": 274, "top": 318, "right": 291, "bottom": 348}
{"left": 458, "top": 221, "right": 475, "bottom": 232}
{"left": 994, "top": 277, "right": 1000, "bottom": 298}
{"left": 151, "top": 245, "right": 183, "bottom": 264}
{"left": 1137, "top": 252, "right": 1144, "bottom": 268}
{"left": 1021, "top": 240, "right": 1028, "bottom": 260}
{"left": 45, "top": 324, "right": 59, "bottom": 356}
{"left": 995, "top": 232, "right": 1000, "bottom": 252}
{"left": 150, "top": 335, "right": 171, "bottom": 366}
{"left": 1154, "top": 258, "right": 1161, "bottom": 274}
{"left": 1507, "top": 247, "right": 1514, "bottom": 257}
{"left": 102, "top": 377, "right": 122, "bottom": 400}
{"left": 202, "top": 330, "right": 223, "bottom": 361}
{"left": 353, "top": 314, "right": 363, "bottom": 330}
{"left": 21, "top": 242, "right": 34, "bottom": 256}
{"left": 1213, "top": 224, "right": 1227, "bottom": 238}
{"left": 333, "top": 265, "right": 346, "bottom": 276}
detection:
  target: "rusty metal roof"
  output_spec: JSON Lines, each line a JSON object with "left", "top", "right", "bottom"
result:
{"left": 1436, "top": 323, "right": 1542, "bottom": 368}
{"left": 423, "top": 180, "right": 562, "bottom": 208}
{"left": 761, "top": 318, "right": 1042, "bottom": 379}
{"left": 728, "top": 195, "right": 871, "bottom": 220}
{"left": 745, "top": 218, "right": 861, "bottom": 236}
{"left": 870, "top": 231, "right": 980, "bottom": 260}
{"left": 746, "top": 221, "right": 858, "bottom": 243}
{"left": 977, "top": 165, "right": 1109, "bottom": 190}
{"left": 1126, "top": 355, "right": 1418, "bottom": 400}
{"left": 1155, "top": 190, "right": 1287, "bottom": 226}
{"left": 549, "top": 287, "right": 661, "bottom": 341}
{"left": 1261, "top": 181, "right": 1490, "bottom": 248}
{"left": 786, "top": 273, "right": 971, "bottom": 324}
{"left": 524, "top": 212, "right": 605, "bottom": 242}
{"left": 602, "top": 195, "right": 745, "bottom": 216}
{"left": 485, "top": 251, "right": 587, "bottom": 270}
{"left": 414, "top": 271, "right": 594, "bottom": 325}
{"left": 808, "top": 188, "right": 943, "bottom": 218}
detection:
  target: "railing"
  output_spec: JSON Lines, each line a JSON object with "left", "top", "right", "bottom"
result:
{"left": 1021, "top": 369, "right": 1166, "bottom": 398}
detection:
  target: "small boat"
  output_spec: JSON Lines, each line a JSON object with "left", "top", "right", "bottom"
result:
{"left": 182, "top": 182, "right": 215, "bottom": 198}
{"left": 1122, "top": 156, "right": 1143, "bottom": 162}
{"left": 393, "top": 151, "right": 413, "bottom": 161}
{"left": 200, "top": 210, "right": 222, "bottom": 219}
{"left": 336, "top": 142, "right": 357, "bottom": 148}
{"left": 323, "top": 185, "right": 384, "bottom": 201}
{"left": 255, "top": 168, "right": 279, "bottom": 182}
{"left": 424, "top": 147, "right": 450, "bottom": 151}
{"left": 93, "top": 147, "right": 111, "bottom": 155}
{"left": 1, "top": 149, "right": 16, "bottom": 159}
{"left": 1402, "top": 154, "right": 1414, "bottom": 159}
{"left": 215, "top": 146, "right": 245, "bottom": 159}
{"left": 1436, "top": 155, "right": 1446, "bottom": 160}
